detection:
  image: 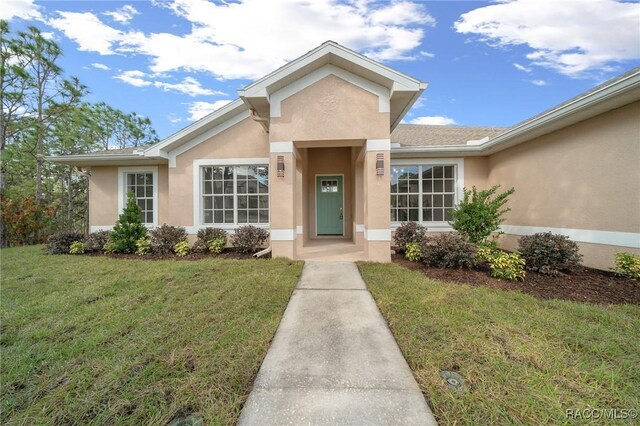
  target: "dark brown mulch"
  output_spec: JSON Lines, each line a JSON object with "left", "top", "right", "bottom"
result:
{"left": 84, "top": 249, "right": 265, "bottom": 261}
{"left": 392, "top": 254, "right": 640, "bottom": 306}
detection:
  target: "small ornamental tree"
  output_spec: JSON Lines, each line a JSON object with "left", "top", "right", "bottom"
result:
{"left": 109, "top": 191, "right": 147, "bottom": 253}
{"left": 448, "top": 185, "right": 515, "bottom": 244}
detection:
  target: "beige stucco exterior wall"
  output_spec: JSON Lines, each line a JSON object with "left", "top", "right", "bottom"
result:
{"left": 463, "top": 156, "right": 489, "bottom": 189}
{"left": 488, "top": 101, "right": 640, "bottom": 269}
{"left": 270, "top": 74, "right": 390, "bottom": 142}
{"left": 169, "top": 117, "right": 269, "bottom": 226}
{"left": 89, "top": 165, "right": 169, "bottom": 228}
{"left": 89, "top": 166, "right": 118, "bottom": 227}
{"left": 305, "top": 146, "right": 353, "bottom": 239}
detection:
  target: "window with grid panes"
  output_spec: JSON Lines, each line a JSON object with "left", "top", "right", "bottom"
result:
{"left": 390, "top": 164, "right": 456, "bottom": 223}
{"left": 125, "top": 172, "right": 154, "bottom": 224}
{"left": 201, "top": 165, "right": 269, "bottom": 225}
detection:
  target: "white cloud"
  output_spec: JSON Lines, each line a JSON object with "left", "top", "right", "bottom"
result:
{"left": 455, "top": 0, "right": 640, "bottom": 77}
{"left": 103, "top": 5, "right": 139, "bottom": 24}
{"left": 420, "top": 50, "right": 435, "bottom": 59}
{"left": 114, "top": 71, "right": 224, "bottom": 97}
{"left": 513, "top": 63, "right": 531, "bottom": 73}
{"left": 0, "top": 0, "right": 42, "bottom": 21}
{"left": 91, "top": 63, "right": 111, "bottom": 71}
{"left": 48, "top": 12, "right": 124, "bottom": 55}
{"left": 530, "top": 79, "right": 548, "bottom": 86}
{"left": 48, "top": 0, "right": 436, "bottom": 80}
{"left": 410, "top": 116, "right": 456, "bottom": 126}
{"left": 114, "top": 70, "right": 151, "bottom": 87}
{"left": 187, "top": 100, "right": 234, "bottom": 121}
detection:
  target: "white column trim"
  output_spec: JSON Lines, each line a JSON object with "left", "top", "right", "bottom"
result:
{"left": 355, "top": 224, "right": 365, "bottom": 233}
{"left": 271, "top": 229, "right": 296, "bottom": 241}
{"left": 366, "top": 139, "right": 391, "bottom": 152}
{"left": 296, "top": 226, "right": 304, "bottom": 235}
{"left": 90, "top": 225, "right": 114, "bottom": 232}
{"left": 270, "top": 141, "right": 295, "bottom": 154}
{"left": 364, "top": 228, "right": 391, "bottom": 241}
{"left": 500, "top": 225, "right": 640, "bottom": 248}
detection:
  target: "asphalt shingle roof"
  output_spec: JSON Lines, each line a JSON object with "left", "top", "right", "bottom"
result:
{"left": 391, "top": 124, "right": 508, "bottom": 147}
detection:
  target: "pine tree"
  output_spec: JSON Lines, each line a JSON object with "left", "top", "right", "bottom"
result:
{"left": 109, "top": 191, "right": 147, "bottom": 253}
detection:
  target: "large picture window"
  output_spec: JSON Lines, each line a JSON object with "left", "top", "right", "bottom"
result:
{"left": 201, "top": 165, "right": 269, "bottom": 225}
{"left": 391, "top": 164, "right": 457, "bottom": 223}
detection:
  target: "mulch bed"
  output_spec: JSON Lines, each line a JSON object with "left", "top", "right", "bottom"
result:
{"left": 84, "top": 249, "right": 265, "bottom": 261}
{"left": 392, "top": 254, "right": 640, "bottom": 306}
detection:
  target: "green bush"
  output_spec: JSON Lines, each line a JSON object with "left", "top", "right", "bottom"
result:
{"left": 476, "top": 244, "right": 496, "bottom": 263}
{"left": 488, "top": 251, "right": 526, "bottom": 281}
{"left": 208, "top": 236, "right": 226, "bottom": 254}
{"left": 109, "top": 192, "right": 147, "bottom": 253}
{"left": 419, "top": 232, "right": 477, "bottom": 268}
{"left": 612, "top": 252, "right": 640, "bottom": 280}
{"left": 404, "top": 242, "right": 422, "bottom": 262}
{"left": 193, "top": 227, "right": 228, "bottom": 252}
{"left": 135, "top": 237, "right": 151, "bottom": 256}
{"left": 449, "top": 185, "right": 515, "bottom": 244}
{"left": 393, "top": 222, "right": 427, "bottom": 254}
{"left": 47, "top": 230, "right": 85, "bottom": 254}
{"left": 103, "top": 240, "right": 116, "bottom": 254}
{"left": 69, "top": 241, "right": 85, "bottom": 255}
{"left": 174, "top": 240, "right": 190, "bottom": 257}
{"left": 233, "top": 225, "right": 269, "bottom": 254}
{"left": 149, "top": 224, "right": 187, "bottom": 254}
{"left": 85, "top": 230, "right": 111, "bottom": 253}
{"left": 518, "top": 232, "right": 582, "bottom": 275}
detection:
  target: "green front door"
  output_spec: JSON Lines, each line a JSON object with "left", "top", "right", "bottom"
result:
{"left": 316, "top": 175, "right": 343, "bottom": 236}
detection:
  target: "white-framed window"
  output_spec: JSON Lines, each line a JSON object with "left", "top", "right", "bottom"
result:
{"left": 198, "top": 163, "right": 269, "bottom": 225}
{"left": 117, "top": 166, "right": 158, "bottom": 227}
{"left": 390, "top": 159, "right": 463, "bottom": 226}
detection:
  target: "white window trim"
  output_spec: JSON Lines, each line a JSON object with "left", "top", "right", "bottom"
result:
{"left": 192, "top": 158, "right": 270, "bottom": 227}
{"left": 118, "top": 166, "right": 159, "bottom": 228}
{"left": 390, "top": 158, "right": 464, "bottom": 229}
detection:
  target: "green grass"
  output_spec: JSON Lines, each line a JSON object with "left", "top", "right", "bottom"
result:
{"left": 359, "top": 262, "right": 640, "bottom": 425}
{"left": 1, "top": 246, "right": 303, "bottom": 425}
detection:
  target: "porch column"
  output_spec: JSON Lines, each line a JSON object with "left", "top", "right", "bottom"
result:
{"left": 363, "top": 139, "right": 391, "bottom": 262}
{"left": 270, "top": 141, "right": 297, "bottom": 259}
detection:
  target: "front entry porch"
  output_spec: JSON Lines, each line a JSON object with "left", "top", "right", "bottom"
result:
{"left": 269, "top": 139, "right": 392, "bottom": 262}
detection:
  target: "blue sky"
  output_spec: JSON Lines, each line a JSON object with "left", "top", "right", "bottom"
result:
{"left": 3, "top": 0, "right": 639, "bottom": 139}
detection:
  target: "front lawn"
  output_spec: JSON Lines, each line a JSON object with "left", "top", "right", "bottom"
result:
{"left": 359, "top": 262, "right": 640, "bottom": 425}
{"left": 1, "top": 246, "right": 303, "bottom": 425}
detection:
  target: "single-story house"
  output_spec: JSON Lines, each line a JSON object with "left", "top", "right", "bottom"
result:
{"left": 50, "top": 41, "right": 640, "bottom": 269}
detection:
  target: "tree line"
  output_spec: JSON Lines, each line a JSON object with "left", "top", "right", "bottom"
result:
{"left": 0, "top": 21, "right": 159, "bottom": 247}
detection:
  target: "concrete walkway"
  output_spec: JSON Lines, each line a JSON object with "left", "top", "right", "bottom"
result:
{"left": 238, "top": 261, "right": 437, "bottom": 425}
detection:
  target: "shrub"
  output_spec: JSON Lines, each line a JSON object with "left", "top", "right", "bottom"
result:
{"left": 612, "top": 252, "right": 640, "bottom": 280}
{"left": 405, "top": 242, "right": 422, "bottom": 262}
{"left": 488, "top": 251, "right": 526, "bottom": 281}
{"left": 69, "top": 241, "right": 85, "bottom": 255}
{"left": 193, "top": 228, "right": 228, "bottom": 252}
{"left": 518, "top": 232, "right": 582, "bottom": 275}
{"left": 208, "top": 236, "right": 226, "bottom": 254}
{"left": 449, "top": 185, "right": 515, "bottom": 244}
{"left": 85, "top": 230, "right": 111, "bottom": 252}
{"left": 174, "top": 240, "right": 190, "bottom": 257}
{"left": 233, "top": 225, "right": 269, "bottom": 254}
{"left": 419, "top": 232, "right": 477, "bottom": 268}
{"left": 0, "top": 195, "right": 54, "bottom": 246}
{"left": 149, "top": 224, "right": 187, "bottom": 254}
{"left": 103, "top": 240, "right": 116, "bottom": 254}
{"left": 393, "top": 222, "right": 427, "bottom": 254}
{"left": 136, "top": 237, "right": 151, "bottom": 256}
{"left": 109, "top": 192, "right": 147, "bottom": 253}
{"left": 47, "top": 230, "right": 85, "bottom": 254}
{"left": 476, "top": 244, "right": 496, "bottom": 263}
